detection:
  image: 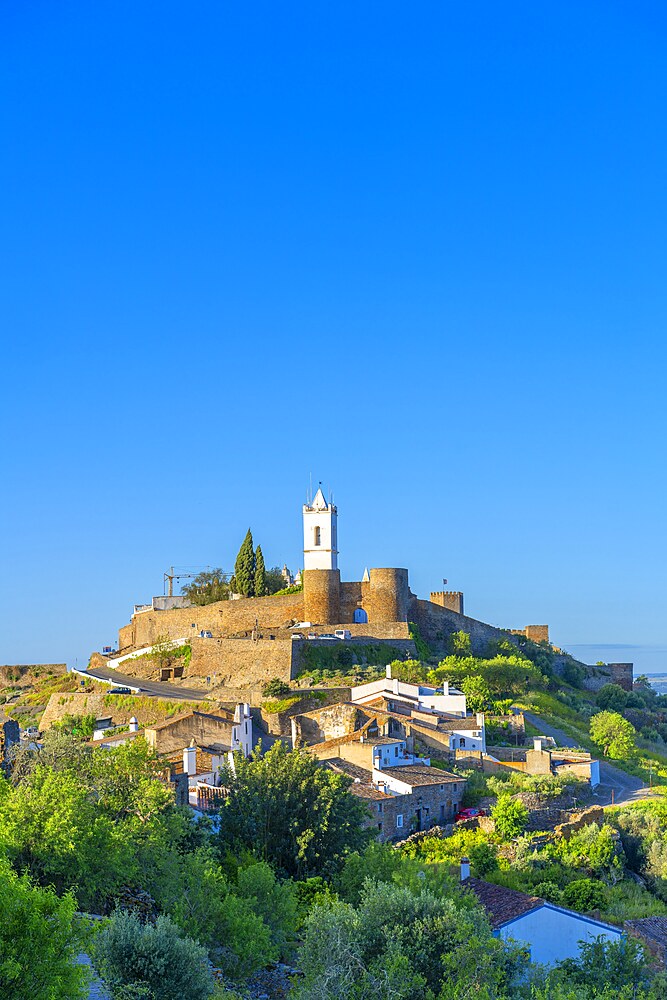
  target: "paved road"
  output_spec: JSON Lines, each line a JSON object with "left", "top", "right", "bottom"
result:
{"left": 83, "top": 665, "right": 208, "bottom": 701}
{"left": 523, "top": 711, "right": 646, "bottom": 805}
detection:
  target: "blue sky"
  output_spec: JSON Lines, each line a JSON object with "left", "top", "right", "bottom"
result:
{"left": 1, "top": 2, "right": 666, "bottom": 673}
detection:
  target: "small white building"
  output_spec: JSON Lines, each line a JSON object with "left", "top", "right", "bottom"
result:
{"left": 351, "top": 665, "right": 467, "bottom": 718}
{"left": 463, "top": 868, "right": 622, "bottom": 966}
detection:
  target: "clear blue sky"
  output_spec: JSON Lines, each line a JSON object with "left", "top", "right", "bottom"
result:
{"left": 1, "top": 3, "right": 666, "bottom": 673}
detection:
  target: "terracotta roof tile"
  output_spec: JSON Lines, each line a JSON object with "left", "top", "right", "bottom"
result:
{"left": 464, "top": 878, "right": 543, "bottom": 928}
{"left": 380, "top": 764, "right": 462, "bottom": 787}
{"left": 625, "top": 917, "right": 667, "bottom": 950}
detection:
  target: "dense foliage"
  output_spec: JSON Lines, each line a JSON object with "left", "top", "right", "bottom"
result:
{"left": 216, "top": 742, "right": 371, "bottom": 877}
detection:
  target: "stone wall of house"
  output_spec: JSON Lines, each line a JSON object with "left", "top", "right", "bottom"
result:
{"left": 296, "top": 702, "right": 361, "bottom": 743}
{"left": 144, "top": 711, "right": 236, "bottom": 753}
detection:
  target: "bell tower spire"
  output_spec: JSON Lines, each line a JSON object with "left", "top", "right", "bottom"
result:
{"left": 303, "top": 483, "right": 338, "bottom": 571}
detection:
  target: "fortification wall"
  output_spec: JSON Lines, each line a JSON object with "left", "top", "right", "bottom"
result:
{"left": 188, "top": 637, "right": 294, "bottom": 686}
{"left": 609, "top": 663, "right": 634, "bottom": 692}
{"left": 120, "top": 592, "right": 305, "bottom": 649}
{"left": 340, "top": 581, "right": 364, "bottom": 621}
{"left": 369, "top": 568, "right": 408, "bottom": 623}
{"left": 303, "top": 569, "right": 340, "bottom": 624}
{"left": 581, "top": 662, "right": 633, "bottom": 694}
{"left": 409, "top": 597, "right": 513, "bottom": 654}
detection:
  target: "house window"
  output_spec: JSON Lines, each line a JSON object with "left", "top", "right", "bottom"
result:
{"left": 378, "top": 822, "right": 383, "bottom": 832}
{"left": 378, "top": 802, "right": 383, "bottom": 813}
{"left": 394, "top": 746, "right": 399, "bottom": 757}
{"left": 459, "top": 737, "right": 465, "bottom": 747}
{"left": 314, "top": 526, "right": 321, "bottom": 546}
{"left": 396, "top": 815, "right": 404, "bottom": 828}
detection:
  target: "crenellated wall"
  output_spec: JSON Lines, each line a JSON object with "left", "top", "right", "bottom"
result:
{"left": 430, "top": 592, "right": 464, "bottom": 615}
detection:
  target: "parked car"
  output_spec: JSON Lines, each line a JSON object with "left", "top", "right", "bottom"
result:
{"left": 454, "top": 807, "right": 487, "bottom": 822}
{"left": 334, "top": 629, "right": 352, "bottom": 640}
{"left": 290, "top": 633, "right": 304, "bottom": 640}
{"left": 108, "top": 686, "right": 132, "bottom": 695}
{"left": 199, "top": 630, "right": 213, "bottom": 638}
{"left": 317, "top": 634, "right": 341, "bottom": 641}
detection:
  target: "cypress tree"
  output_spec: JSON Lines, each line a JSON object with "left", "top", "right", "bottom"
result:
{"left": 254, "top": 545, "right": 266, "bottom": 597}
{"left": 234, "top": 529, "right": 255, "bottom": 597}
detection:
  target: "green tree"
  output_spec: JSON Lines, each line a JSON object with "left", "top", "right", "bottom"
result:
{"left": 294, "top": 879, "right": 525, "bottom": 1000}
{"left": 461, "top": 675, "right": 491, "bottom": 713}
{"left": 233, "top": 529, "right": 255, "bottom": 597}
{"left": 265, "top": 565, "right": 287, "bottom": 594}
{"left": 491, "top": 795, "right": 529, "bottom": 839}
{"left": 181, "top": 568, "right": 231, "bottom": 605}
{"left": 596, "top": 684, "right": 629, "bottom": 713}
{"left": 216, "top": 742, "right": 370, "bottom": 878}
{"left": 556, "top": 935, "right": 651, "bottom": 994}
{"left": 92, "top": 910, "right": 214, "bottom": 1000}
{"left": 590, "top": 711, "right": 636, "bottom": 759}
{"left": 254, "top": 545, "right": 266, "bottom": 597}
{"left": 449, "top": 630, "right": 472, "bottom": 657}
{"left": 0, "top": 857, "right": 87, "bottom": 1000}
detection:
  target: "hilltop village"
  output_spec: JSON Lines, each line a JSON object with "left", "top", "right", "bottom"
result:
{"left": 3, "top": 492, "right": 667, "bottom": 1000}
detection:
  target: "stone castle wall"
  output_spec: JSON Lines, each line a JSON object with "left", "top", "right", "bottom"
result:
{"left": 303, "top": 569, "right": 340, "bottom": 624}
{"left": 409, "top": 597, "right": 512, "bottom": 654}
{"left": 368, "top": 568, "right": 409, "bottom": 622}
{"left": 119, "top": 592, "right": 305, "bottom": 650}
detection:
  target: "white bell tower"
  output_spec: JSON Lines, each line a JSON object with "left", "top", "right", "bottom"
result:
{"left": 303, "top": 486, "right": 338, "bottom": 571}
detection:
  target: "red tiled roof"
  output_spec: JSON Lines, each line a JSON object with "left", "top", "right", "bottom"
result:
{"left": 625, "top": 917, "right": 667, "bottom": 951}
{"left": 464, "top": 878, "right": 543, "bottom": 928}
{"left": 380, "top": 764, "right": 462, "bottom": 787}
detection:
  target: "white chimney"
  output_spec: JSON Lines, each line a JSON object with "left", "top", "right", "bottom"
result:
{"left": 290, "top": 716, "right": 298, "bottom": 750}
{"left": 385, "top": 664, "right": 392, "bottom": 680}
{"left": 234, "top": 704, "right": 242, "bottom": 723}
{"left": 533, "top": 737, "right": 545, "bottom": 752}
{"left": 243, "top": 702, "right": 251, "bottom": 719}
{"left": 442, "top": 680, "right": 449, "bottom": 696}
{"left": 129, "top": 717, "right": 139, "bottom": 733}
{"left": 476, "top": 712, "right": 485, "bottom": 727}
{"left": 183, "top": 743, "right": 197, "bottom": 776}
{"left": 460, "top": 857, "right": 471, "bottom": 881}
{"left": 393, "top": 678, "right": 399, "bottom": 695}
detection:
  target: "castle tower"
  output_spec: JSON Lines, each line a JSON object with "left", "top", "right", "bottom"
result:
{"left": 303, "top": 486, "right": 338, "bottom": 571}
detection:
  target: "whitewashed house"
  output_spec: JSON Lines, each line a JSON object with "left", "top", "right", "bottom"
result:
{"left": 351, "top": 665, "right": 467, "bottom": 717}
{"left": 462, "top": 863, "right": 622, "bottom": 965}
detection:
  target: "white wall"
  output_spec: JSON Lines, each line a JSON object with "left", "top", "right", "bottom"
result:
{"left": 303, "top": 492, "right": 338, "bottom": 571}
{"left": 499, "top": 905, "right": 622, "bottom": 966}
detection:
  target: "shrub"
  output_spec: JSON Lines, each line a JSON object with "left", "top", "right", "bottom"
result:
{"left": 561, "top": 878, "right": 606, "bottom": 912}
{"left": 491, "top": 795, "right": 529, "bottom": 839}
{"left": 262, "top": 678, "right": 291, "bottom": 698}
{"left": 93, "top": 910, "right": 214, "bottom": 1000}
{"left": 0, "top": 857, "right": 87, "bottom": 1000}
